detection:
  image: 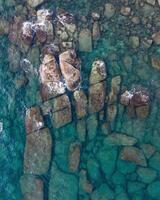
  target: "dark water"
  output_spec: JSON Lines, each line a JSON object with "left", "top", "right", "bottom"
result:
{"left": 1, "top": 0, "right": 160, "bottom": 200}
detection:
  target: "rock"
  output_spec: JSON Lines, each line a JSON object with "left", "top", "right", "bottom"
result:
{"left": 77, "top": 119, "right": 86, "bottom": 142}
{"left": 36, "top": 9, "right": 53, "bottom": 21}
{"left": 120, "top": 90, "right": 133, "bottom": 106}
{"left": 136, "top": 105, "right": 149, "bottom": 118}
{"left": 146, "top": 0, "right": 155, "bottom": 5}
{"left": 151, "top": 57, "right": 160, "bottom": 70}
{"left": 39, "top": 54, "right": 65, "bottom": 101}
{"left": 89, "top": 60, "right": 107, "bottom": 85}
{"left": 59, "top": 49, "right": 81, "bottom": 91}
{"left": 49, "top": 162, "right": 78, "bottom": 200}
{"left": 158, "top": 0, "right": 160, "bottom": 6}
{"left": 27, "top": 0, "right": 44, "bottom": 8}
{"left": 120, "top": 147, "right": 147, "bottom": 167}
{"left": 73, "top": 90, "right": 87, "bottom": 119}
{"left": 147, "top": 181, "right": 160, "bottom": 199}
{"left": 34, "top": 22, "right": 47, "bottom": 43}
{"left": 79, "top": 170, "right": 93, "bottom": 194}
{"left": 112, "top": 171, "right": 125, "bottom": 186}
{"left": 21, "top": 21, "right": 35, "bottom": 45}
{"left": 79, "top": 28, "right": 92, "bottom": 52}
{"left": 91, "top": 12, "right": 100, "bottom": 20}
{"left": 105, "top": 133, "right": 137, "bottom": 146}
{"left": 104, "top": 3, "right": 115, "bottom": 19}
{"left": 120, "top": 7, "right": 131, "bottom": 16}
{"left": 41, "top": 94, "right": 70, "bottom": 115}
{"left": 68, "top": 142, "right": 81, "bottom": 172}
{"left": 91, "top": 183, "right": 114, "bottom": 200}
{"left": 14, "top": 73, "right": 28, "bottom": 89}
{"left": 130, "top": 87, "right": 149, "bottom": 107}
{"left": 140, "top": 143, "right": 155, "bottom": 159}
{"left": 92, "top": 21, "right": 100, "bottom": 40}
{"left": 55, "top": 9, "right": 77, "bottom": 51}
{"left": 149, "top": 152, "right": 160, "bottom": 172}
{"left": 52, "top": 95, "right": 72, "bottom": 128}
{"left": 87, "top": 115, "right": 98, "bottom": 140}
{"left": 25, "top": 107, "right": 44, "bottom": 134}
{"left": 88, "top": 82, "right": 106, "bottom": 114}
{"left": 152, "top": 31, "right": 160, "bottom": 44}
{"left": 129, "top": 36, "right": 140, "bottom": 48}
{"left": 137, "top": 167, "right": 157, "bottom": 184}
{"left": 131, "top": 17, "right": 140, "bottom": 25}
{"left": 8, "top": 45, "right": 21, "bottom": 72}
{"left": 0, "top": 19, "right": 9, "bottom": 35}
{"left": 108, "top": 76, "right": 121, "bottom": 104}
{"left": 97, "top": 147, "right": 118, "bottom": 178}
{"left": 24, "top": 128, "right": 52, "bottom": 174}
{"left": 20, "top": 175, "right": 44, "bottom": 200}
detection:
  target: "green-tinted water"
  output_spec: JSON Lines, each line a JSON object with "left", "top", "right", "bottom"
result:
{"left": 1, "top": 0, "right": 160, "bottom": 200}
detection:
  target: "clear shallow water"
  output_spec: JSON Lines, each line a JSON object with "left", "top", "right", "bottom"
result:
{"left": 1, "top": 0, "right": 160, "bottom": 200}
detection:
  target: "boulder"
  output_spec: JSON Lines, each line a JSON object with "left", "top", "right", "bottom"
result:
{"left": 79, "top": 28, "right": 92, "bottom": 52}
{"left": 136, "top": 105, "right": 149, "bottom": 118}
{"left": 89, "top": 60, "right": 107, "bottom": 85}
{"left": 68, "top": 142, "right": 81, "bottom": 172}
{"left": 87, "top": 115, "right": 98, "bottom": 140}
{"left": 25, "top": 107, "right": 44, "bottom": 134}
{"left": 88, "top": 82, "right": 106, "bottom": 114}
{"left": 73, "top": 90, "right": 87, "bottom": 119}
{"left": 59, "top": 49, "right": 81, "bottom": 91}
{"left": 120, "top": 147, "right": 147, "bottom": 167}
{"left": 24, "top": 128, "right": 52, "bottom": 174}
{"left": 20, "top": 175, "right": 44, "bottom": 200}
{"left": 39, "top": 54, "right": 65, "bottom": 101}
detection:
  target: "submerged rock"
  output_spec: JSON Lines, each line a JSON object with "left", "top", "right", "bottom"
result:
{"left": 104, "top": 3, "right": 115, "bottom": 19}
{"left": 77, "top": 119, "right": 86, "bottom": 142}
{"left": 69, "top": 142, "right": 81, "bottom": 172}
{"left": 89, "top": 60, "right": 107, "bottom": 85}
{"left": 88, "top": 82, "right": 106, "bottom": 114}
{"left": 91, "top": 183, "right": 114, "bottom": 200}
{"left": 49, "top": 162, "right": 78, "bottom": 200}
{"left": 137, "top": 167, "right": 157, "bottom": 184}
{"left": 24, "top": 128, "right": 52, "bottom": 174}
{"left": 79, "top": 28, "right": 92, "bottom": 52}
{"left": 147, "top": 181, "right": 160, "bottom": 199}
{"left": 152, "top": 31, "right": 160, "bottom": 45}
{"left": 105, "top": 133, "right": 137, "bottom": 146}
{"left": 73, "top": 90, "right": 87, "bottom": 119}
{"left": 25, "top": 107, "right": 44, "bottom": 134}
{"left": 120, "top": 146, "right": 147, "bottom": 167}
{"left": 52, "top": 94, "right": 72, "bottom": 128}
{"left": 27, "top": 0, "right": 44, "bottom": 8}
{"left": 20, "top": 175, "right": 44, "bottom": 200}
{"left": 79, "top": 170, "right": 93, "bottom": 194}
{"left": 59, "top": 49, "right": 81, "bottom": 91}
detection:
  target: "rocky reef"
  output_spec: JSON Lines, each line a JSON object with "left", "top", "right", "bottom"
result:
{"left": 1, "top": 0, "right": 160, "bottom": 199}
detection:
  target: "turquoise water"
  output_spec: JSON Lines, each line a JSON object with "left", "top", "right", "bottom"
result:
{"left": 1, "top": 0, "right": 160, "bottom": 199}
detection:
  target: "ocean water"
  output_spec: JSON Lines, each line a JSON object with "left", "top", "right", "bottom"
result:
{"left": 1, "top": 0, "right": 160, "bottom": 200}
